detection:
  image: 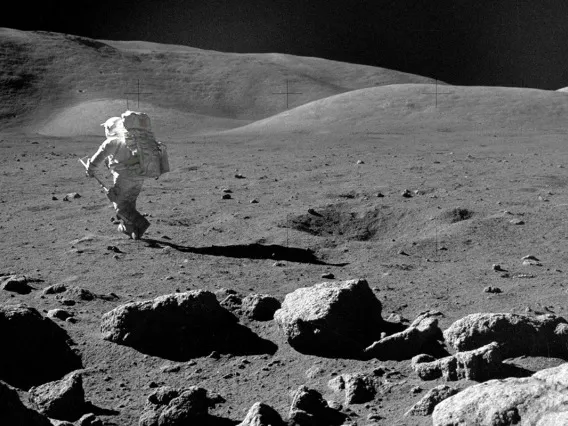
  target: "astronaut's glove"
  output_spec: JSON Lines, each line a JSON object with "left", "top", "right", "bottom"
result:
{"left": 85, "top": 160, "right": 96, "bottom": 177}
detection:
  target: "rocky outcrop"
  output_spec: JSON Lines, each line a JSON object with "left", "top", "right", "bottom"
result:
{"left": 29, "top": 371, "right": 85, "bottom": 421}
{"left": 288, "top": 386, "right": 346, "bottom": 426}
{"left": 432, "top": 363, "right": 568, "bottom": 425}
{"left": 0, "top": 380, "right": 52, "bottom": 426}
{"left": 405, "top": 385, "right": 461, "bottom": 416}
{"left": 0, "top": 304, "right": 82, "bottom": 389}
{"left": 364, "top": 311, "right": 443, "bottom": 360}
{"left": 411, "top": 342, "right": 503, "bottom": 381}
{"left": 274, "top": 279, "right": 384, "bottom": 358}
{"left": 237, "top": 402, "right": 285, "bottom": 426}
{"left": 101, "top": 291, "right": 276, "bottom": 360}
{"left": 444, "top": 313, "right": 568, "bottom": 358}
{"left": 139, "top": 386, "right": 210, "bottom": 426}
{"left": 241, "top": 294, "right": 281, "bottom": 321}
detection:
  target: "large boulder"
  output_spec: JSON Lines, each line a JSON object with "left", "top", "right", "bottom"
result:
{"left": 411, "top": 342, "right": 503, "bottom": 381}
{"left": 433, "top": 363, "right": 568, "bottom": 425}
{"left": 29, "top": 371, "right": 85, "bottom": 421}
{"left": 444, "top": 313, "right": 568, "bottom": 358}
{"left": 139, "top": 386, "right": 210, "bottom": 426}
{"left": 0, "top": 380, "right": 52, "bottom": 426}
{"left": 364, "top": 311, "right": 443, "bottom": 360}
{"left": 101, "top": 291, "right": 276, "bottom": 360}
{"left": 0, "top": 304, "right": 82, "bottom": 389}
{"left": 288, "top": 386, "right": 346, "bottom": 426}
{"left": 274, "top": 279, "right": 384, "bottom": 358}
{"left": 237, "top": 402, "right": 285, "bottom": 426}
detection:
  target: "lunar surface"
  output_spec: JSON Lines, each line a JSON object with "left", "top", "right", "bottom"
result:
{"left": 2, "top": 27, "right": 568, "bottom": 425}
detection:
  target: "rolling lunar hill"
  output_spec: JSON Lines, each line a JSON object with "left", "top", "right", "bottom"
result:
{"left": 0, "top": 27, "right": 437, "bottom": 138}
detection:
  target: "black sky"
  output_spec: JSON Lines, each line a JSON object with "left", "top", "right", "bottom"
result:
{"left": 3, "top": 0, "right": 568, "bottom": 89}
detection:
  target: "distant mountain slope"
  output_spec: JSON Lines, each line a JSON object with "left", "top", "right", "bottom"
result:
{"left": 0, "top": 28, "right": 437, "bottom": 136}
{"left": 225, "top": 84, "right": 568, "bottom": 135}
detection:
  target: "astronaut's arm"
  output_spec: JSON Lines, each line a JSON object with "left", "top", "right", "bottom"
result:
{"left": 88, "top": 139, "right": 118, "bottom": 173}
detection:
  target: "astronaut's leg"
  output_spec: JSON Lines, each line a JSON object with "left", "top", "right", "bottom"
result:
{"left": 111, "top": 174, "right": 150, "bottom": 239}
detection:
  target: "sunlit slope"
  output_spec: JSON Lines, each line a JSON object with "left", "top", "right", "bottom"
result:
{"left": 225, "top": 84, "right": 568, "bottom": 135}
{"left": 0, "top": 28, "right": 437, "bottom": 136}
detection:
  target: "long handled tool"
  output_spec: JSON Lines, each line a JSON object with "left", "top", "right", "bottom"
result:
{"left": 79, "top": 157, "right": 109, "bottom": 193}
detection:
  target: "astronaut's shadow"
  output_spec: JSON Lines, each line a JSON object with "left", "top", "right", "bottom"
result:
{"left": 143, "top": 239, "right": 347, "bottom": 266}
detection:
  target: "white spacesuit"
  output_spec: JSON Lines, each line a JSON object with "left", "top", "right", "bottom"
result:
{"left": 86, "top": 115, "right": 150, "bottom": 239}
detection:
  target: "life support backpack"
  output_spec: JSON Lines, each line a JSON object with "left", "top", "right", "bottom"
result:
{"left": 122, "top": 111, "right": 170, "bottom": 178}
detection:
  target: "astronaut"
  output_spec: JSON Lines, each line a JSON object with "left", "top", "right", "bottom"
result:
{"left": 86, "top": 114, "right": 151, "bottom": 239}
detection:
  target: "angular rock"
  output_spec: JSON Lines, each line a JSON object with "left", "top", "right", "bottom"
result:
{"left": 288, "top": 386, "right": 346, "bottom": 426}
{"left": 364, "top": 311, "right": 443, "bottom": 360}
{"left": 241, "top": 294, "right": 281, "bottom": 321}
{"left": 237, "top": 402, "right": 284, "bottom": 426}
{"left": 444, "top": 313, "right": 568, "bottom": 358}
{"left": 432, "top": 363, "right": 568, "bottom": 425}
{"left": 1, "top": 275, "right": 34, "bottom": 294}
{"left": 405, "top": 385, "right": 460, "bottom": 416}
{"left": 101, "top": 291, "right": 275, "bottom": 360}
{"left": 274, "top": 279, "right": 384, "bottom": 358}
{"left": 412, "top": 342, "right": 503, "bottom": 381}
{"left": 139, "top": 386, "right": 209, "bottom": 426}
{"left": 0, "top": 304, "right": 82, "bottom": 389}
{"left": 327, "top": 375, "right": 344, "bottom": 393}
{"left": 344, "top": 373, "right": 378, "bottom": 405}
{"left": 0, "top": 380, "right": 52, "bottom": 426}
{"left": 29, "top": 371, "right": 85, "bottom": 420}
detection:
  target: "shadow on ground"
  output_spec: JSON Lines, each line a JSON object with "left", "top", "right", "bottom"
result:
{"left": 119, "top": 320, "right": 278, "bottom": 362}
{"left": 143, "top": 240, "right": 348, "bottom": 266}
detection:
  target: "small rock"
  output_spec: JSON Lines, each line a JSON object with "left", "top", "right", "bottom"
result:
{"left": 273, "top": 261, "right": 285, "bottom": 267}
{"left": 305, "top": 366, "right": 325, "bottom": 379}
{"left": 44, "top": 284, "right": 68, "bottom": 295}
{"left": 411, "top": 386, "right": 422, "bottom": 394}
{"left": 47, "top": 309, "right": 73, "bottom": 321}
{"left": 401, "top": 189, "right": 413, "bottom": 198}
{"left": 52, "top": 196, "right": 58, "bottom": 200}
{"left": 321, "top": 273, "right": 335, "bottom": 279}
{"left": 237, "top": 402, "right": 284, "bottom": 426}
{"left": 398, "top": 250, "right": 409, "bottom": 256}
{"left": 222, "top": 188, "right": 232, "bottom": 193}
{"left": 241, "top": 293, "right": 281, "bottom": 321}
{"left": 376, "top": 192, "right": 384, "bottom": 197}
{"left": 60, "top": 299, "right": 76, "bottom": 306}
{"left": 509, "top": 218, "right": 525, "bottom": 225}
{"left": 250, "top": 199, "right": 259, "bottom": 204}
{"left": 492, "top": 264, "right": 505, "bottom": 272}
{"left": 522, "top": 255, "right": 540, "bottom": 261}
{"left": 484, "top": 286, "right": 502, "bottom": 294}
{"left": 308, "top": 208, "right": 322, "bottom": 216}
{"left": 77, "top": 413, "right": 102, "bottom": 426}
{"left": 222, "top": 194, "right": 232, "bottom": 200}
{"left": 357, "top": 160, "right": 364, "bottom": 164}
{"left": 63, "top": 193, "right": 81, "bottom": 201}
{"left": 522, "top": 259, "right": 542, "bottom": 266}
{"left": 235, "top": 173, "right": 246, "bottom": 179}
